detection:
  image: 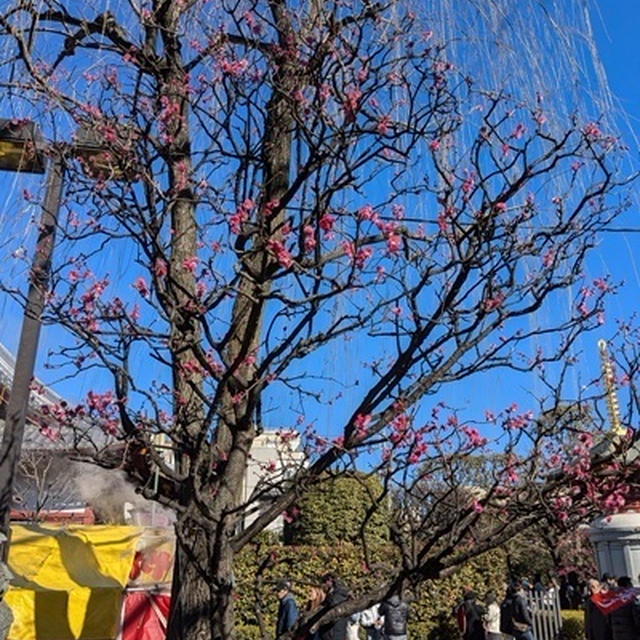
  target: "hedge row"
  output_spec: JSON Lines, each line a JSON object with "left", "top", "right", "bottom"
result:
{"left": 233, "top": 538, "right": 507, "bottom": 639}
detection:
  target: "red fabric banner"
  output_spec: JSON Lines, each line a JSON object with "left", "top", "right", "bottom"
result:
{"left": 121, "top": 592, "right": 171, "bottom": 640}
{"left": 591, "top": 587, "right": 640, "bottom": 615}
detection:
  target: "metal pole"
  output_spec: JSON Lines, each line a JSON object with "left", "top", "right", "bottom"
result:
{"left": 0, "top": 151, "right": 64, "bottom": 559}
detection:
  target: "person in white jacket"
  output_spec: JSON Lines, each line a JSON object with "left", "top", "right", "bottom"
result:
{"left": 346, "top": 612, "right": 361, "bottom": 640}
{"left": 360, "top": 604, "right": 384, "bottom": 640}
{"left": 483, "top": 590, "right": 502, "bottom": 640}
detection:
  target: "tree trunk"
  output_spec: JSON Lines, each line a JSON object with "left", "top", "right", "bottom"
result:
{"left": 166, "top": 516, "right": 236, "bottom": 640}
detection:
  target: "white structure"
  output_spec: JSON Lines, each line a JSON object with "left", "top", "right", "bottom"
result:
{"left": 589, "top": 511, "right": 640, "bottom": 585}
{"left": 242, "top": 430, "right": 305, "bottom": 533}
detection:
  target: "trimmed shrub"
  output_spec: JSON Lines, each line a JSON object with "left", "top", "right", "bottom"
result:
{"left": 234, "top": 539, "right": 507, "bottom": 638}
{"left": 561, "top": 609, "right": 585, "bottom": 640}
{"left": 284, "top": 473, "right": 389, "bottom": 548}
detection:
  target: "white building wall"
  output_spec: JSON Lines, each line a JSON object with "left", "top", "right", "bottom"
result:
{"left": 242, "top": 430, "right": 305, "bottom": 533}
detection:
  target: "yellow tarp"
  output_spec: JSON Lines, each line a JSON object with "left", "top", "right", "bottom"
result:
{"left": 5, "top": 524, "right": 143, "bottom": 640}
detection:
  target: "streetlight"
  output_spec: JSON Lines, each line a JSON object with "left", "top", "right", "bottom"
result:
{"left": 0, "top": 119, "right": 125, "bottom": 559}
{"left": 0, "top": 119, "right": 59, "bottom": 561}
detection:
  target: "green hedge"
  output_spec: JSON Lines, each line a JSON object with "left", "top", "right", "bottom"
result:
{"left": 234, "top": 539, "right": 507, "bottom": 639}
{"left": 561, "top": 610, "right": 585, "bottom": 640}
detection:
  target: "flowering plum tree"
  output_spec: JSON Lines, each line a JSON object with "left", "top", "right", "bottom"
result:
{"left": 0, "top": 1, "right": 638, "bottom": 638}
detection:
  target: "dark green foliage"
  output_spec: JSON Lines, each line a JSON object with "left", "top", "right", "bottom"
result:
{"left": 284, "top": 473, "right": 390, "bottom": 548}
{"left": 560, "top": 610, "right": 585, "bottom": 640}
{"left": 234, "top": 540, "right": 507, "bottom": 638}
{"left": 234, "top": 471, "right": 508, "bottom": 637}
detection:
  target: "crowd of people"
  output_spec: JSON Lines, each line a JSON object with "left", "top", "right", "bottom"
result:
{"left": 274, "top": 572, "right": 409, "bottom": 640}
{"left": 454, "top": 578, "right": 534, "bottom": 640}
{"left": 274, "top": 570, "right": 640, "bottom": 640}
{"left": 456, "top": 572, "right": 640, "bottom": 640}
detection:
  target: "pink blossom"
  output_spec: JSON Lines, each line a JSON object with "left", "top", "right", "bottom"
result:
{"left": 583, "top": 122, "right": 601, "bottom": 139}
{"left": 303, "top": 225, "right": 316, "bottom": 253}
{"left": 319, "top": 212, "right": 335, "bottom": 236}
{"left": 386, "top": 233, "right": 402, "bottom": 254}
{"left": 182, "top": 256, "right": 199, "bottom": 273}
{"left": 494, "top": 202, "right": 507, "bottom": 213}
{"left": 243, "top": 11, "right": 262, "bottom": 34}
{"left": 429, "top": 139, "right": 440, "bottom": 151}
{"left": 267, "top": 240, "right": 293, "bottom": 268}
{"left": 355, "top": 247, "right": 372, "bottom": 268}
{"left": 593, "top": 277, "right": 609, "bottom": 292}
{"left": 332, "top": 435, "right": 345, "bottom": 448}
{"left": 264, "top": 198, "right": 280, "bottom": 217}
{"left": 358, "top": 205, "right": 376, "bottom": 221}
{"left": 353, "top": 413, "right": 371, "bottom": 438}
{"left": 462, "top": 426, "right": 487, "bottom": 448}
{"left": 343, "top": 87, "right": 362, "bottom": 122}
{"left": 342, "top": 241, "right": 355, "bottom": 261}
{"left": 40, "top": 425, "right": 60, "bottom": 442}
{"left": 133, "top": 277, "right": 149, "bottom": 298}
{"left": 377, "top": 115, "right": 391, "bottom": 135}
{"left": 87, "top": 390, "right": 115, "bottom": 413}
{"left": 219, "top": 57, "right": 248, "bottom": 76}
{"left": 229, "top": 198, "right": 254, "bottom": 234}
{"left": 461, "top": 174, "right": 474, "bottom": 195}
{"left": 318, "top": 84, "right": 331, "bottom": 101}
{"left": 154, "top": 258, "right": 168, "bottom": 278}
{"left": 483, "top": 291, "right": 504, "bottom": 311}
{"left": 511, "top": 122, "right": 526, "bottom": 139}
{"left": 280, "top": 221, "right": 292, "bottom": 237}
{"left": 408, "top": 442, "right": 427, "bottom": 464}
{"left": 542, "top": 249, "right": 554, "bottom": 268}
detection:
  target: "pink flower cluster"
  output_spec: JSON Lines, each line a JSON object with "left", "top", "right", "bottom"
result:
{"left": 229, "top": 198, "right": 254, "bottom": 234}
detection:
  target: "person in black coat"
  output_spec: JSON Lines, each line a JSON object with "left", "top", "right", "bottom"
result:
{"left": 460, "top": 591, "right": 485, "bottom": 640}
{"left": 585, "top": 578, "right": 612, "bottom": 640}
{"left": 609, "top": 577, "right": 640, "bottom": 640}
{"left": 318, "top": 573, "right": 349, "bottom": 640}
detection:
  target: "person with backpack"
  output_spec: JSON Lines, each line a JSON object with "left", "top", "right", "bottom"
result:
{"left": 379, "top": 591, "right": 409, "bottom": 640}
{"left": 500, "top": 580, "right": 534, "bottom": 640}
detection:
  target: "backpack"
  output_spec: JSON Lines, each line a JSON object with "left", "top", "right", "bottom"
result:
{"left": 455, "top": 603, "right": 466, "bottom": 634}
{"left": 499, "top": 598, "right": 515, "bottom": 635}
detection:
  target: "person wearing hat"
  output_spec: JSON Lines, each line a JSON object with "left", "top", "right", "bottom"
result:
{"left": 275, "top": 579, "right": 299, "bottom": 638}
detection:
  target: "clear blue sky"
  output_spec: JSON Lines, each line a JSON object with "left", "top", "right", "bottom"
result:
{"left": 0, "top": 1, "right": 638, "bottom": 436}
{"left": 593, "top": 1, "right": 640, "bottom": 129}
